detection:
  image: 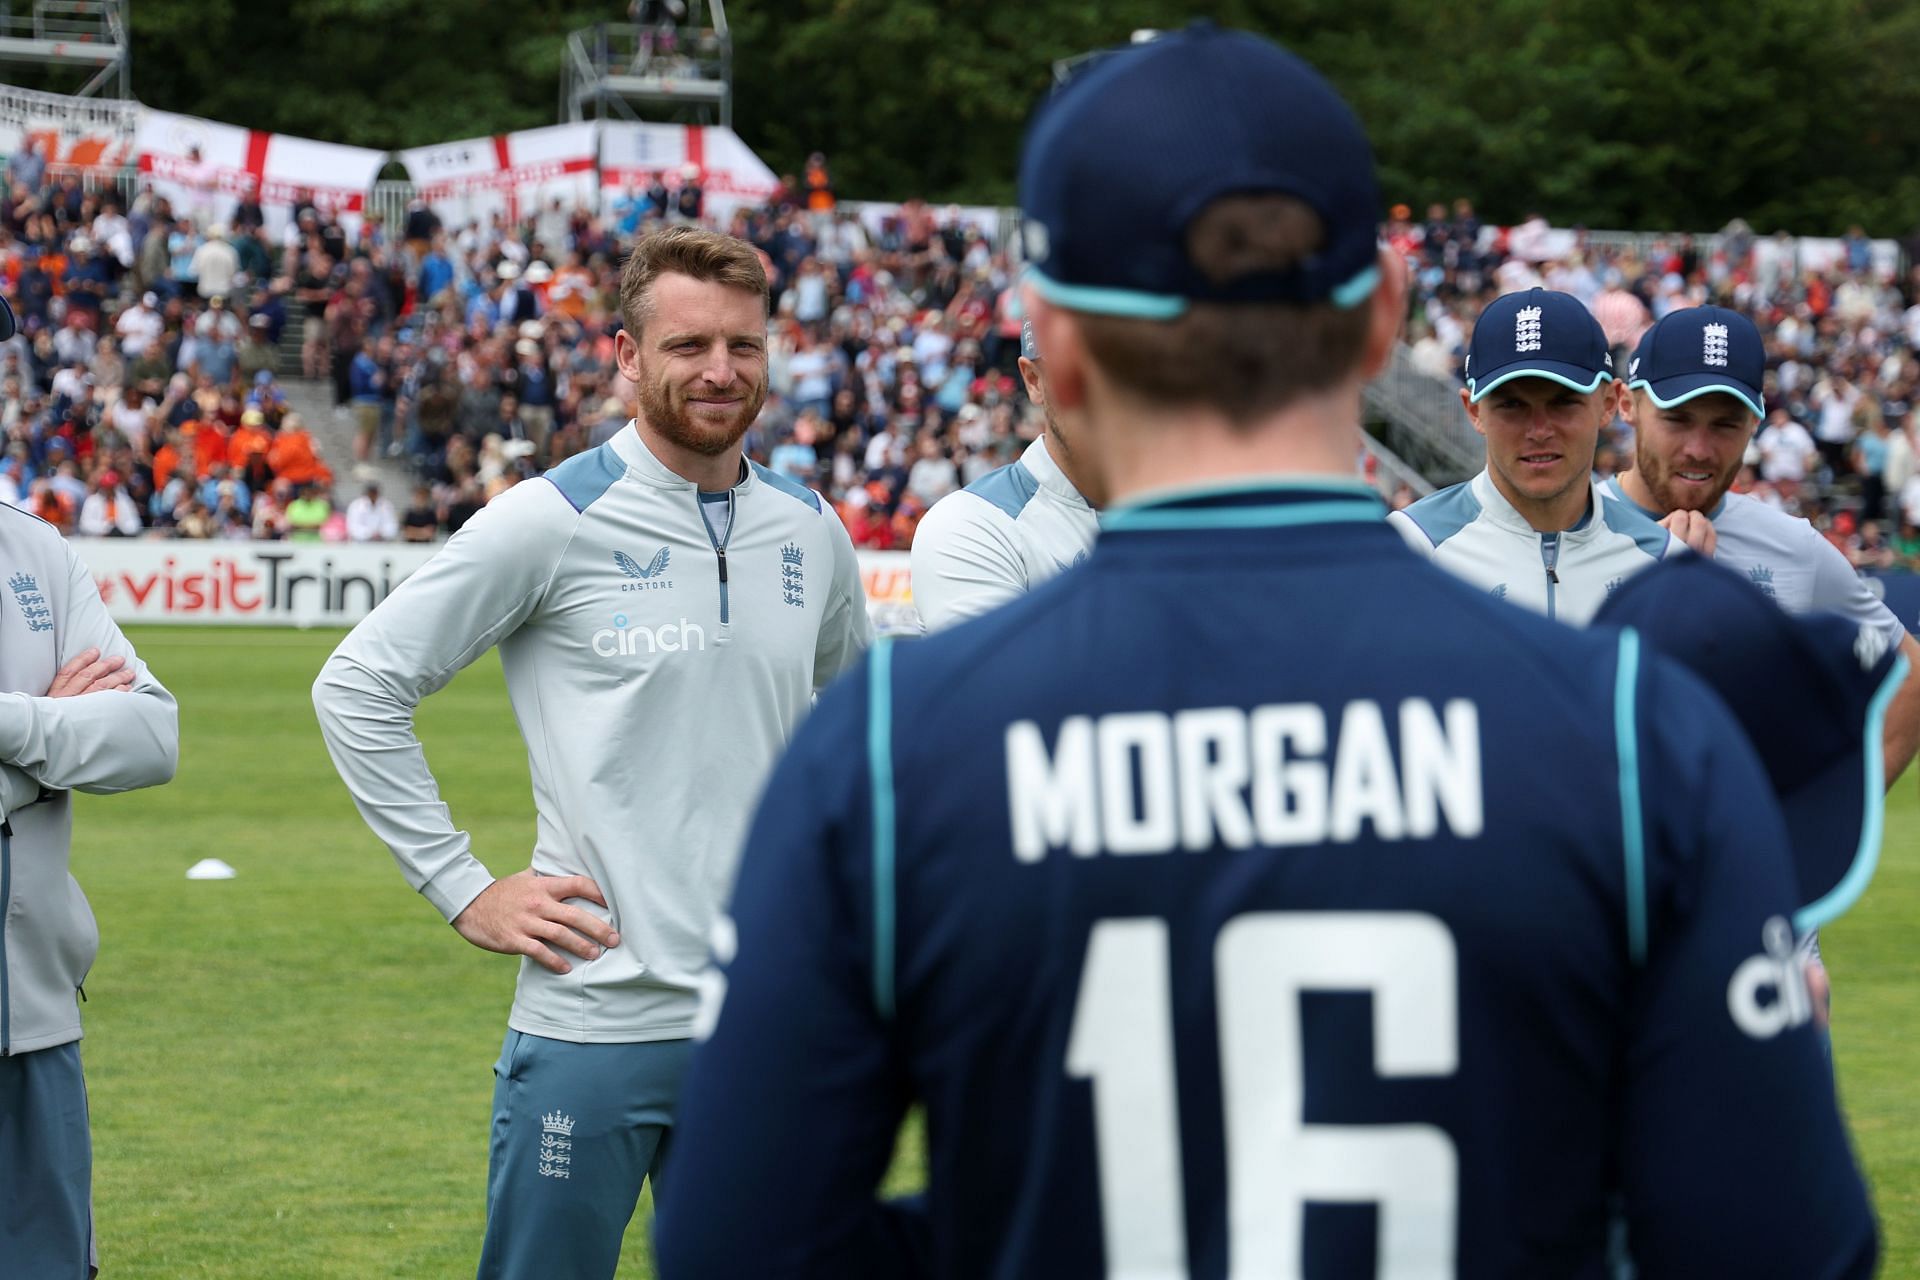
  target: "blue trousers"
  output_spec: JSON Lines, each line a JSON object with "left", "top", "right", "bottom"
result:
{"left": 0, "top": 1041, "right": 95, "bottom": 1279}
{"left": 476, "top": 1030, "right": 692, "bottom": 1280}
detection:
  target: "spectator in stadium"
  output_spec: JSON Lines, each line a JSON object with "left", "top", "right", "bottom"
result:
{"left": 1758, "top": 406, "right": 1819, "bottom": 497}
{"left": 189, "top": 225, "right": 239, "bottom": 301}
{"left": 284, "top": 482, "right": 331, "bottom": 541}
{"left": 348, "top": 336, "right": 383, "bottom": 463}
{"left": 345, "top": 482, "right": 398, "bottom": 542}
{"left": 76, "top": 468, "right": 141, "bottom": 537}
{"left": 400, "top": 483, "right": 438, "bottom": 542}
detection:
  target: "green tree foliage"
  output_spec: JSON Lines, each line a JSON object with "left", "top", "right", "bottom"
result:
{"left": 110, "top": 0, "right": 1920, "bottom": 233}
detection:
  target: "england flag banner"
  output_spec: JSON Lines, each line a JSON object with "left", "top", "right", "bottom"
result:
{"left": 599, "top": 122, "right": 780, "bottom": 224}
{"left": 0, "top": 85, "right": 136, "bottom": 173}
{"left": 399, "top": 123, "right": 600, "bottom": 229}
{"left": 135, "top": 108, "right": 386, "bottom": 237}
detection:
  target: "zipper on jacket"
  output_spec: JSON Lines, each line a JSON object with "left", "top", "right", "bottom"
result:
{"left": 2, "top": 822, "right": 11, "bottom": 1055}
{"left": 1540, "top": 532, "right": 1562, "bottom": 622}
{"left": 699, "top": 488, "right": 736, "bottom": 628}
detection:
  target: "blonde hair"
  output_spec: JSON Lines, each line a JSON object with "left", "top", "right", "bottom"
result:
{"left": 619, "top": 225, "right": 768, "bottom": 337}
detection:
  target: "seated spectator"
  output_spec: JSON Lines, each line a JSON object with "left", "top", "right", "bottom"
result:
{"left": 285, "top": 483, "right": 332, "bottom": 542}
{"left": 252, "top": 478, "right": 293, "bottom": 539}
{"left": 401, "top": 484, "right": 439, "bottom": 542}
{"left": 77, "top": 470, "right": 142, "bottom": 537}
{"left": 267, "top": 413, "right": 332, "bottom": 489}
{"left": 28, "top": 476, "right": 74, "bottom": 533}
{"left": 345, "top": 483, "right": 399, "bottom": 542}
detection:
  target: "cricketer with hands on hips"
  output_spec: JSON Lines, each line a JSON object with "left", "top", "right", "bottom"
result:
{"left": 313, "top": 224, "right": 871, "bottom": 1280}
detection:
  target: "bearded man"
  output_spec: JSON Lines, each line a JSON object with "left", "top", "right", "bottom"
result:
{"left": 313, "top": 224, "right": 871, "bottom": 1280}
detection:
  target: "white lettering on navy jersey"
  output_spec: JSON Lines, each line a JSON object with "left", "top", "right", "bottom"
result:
{"left": 1728, "top": 917, "right": 1816, "bottom": 1040}
{"left": 1007, "top": 700, "right": 1483, "bottom": 861}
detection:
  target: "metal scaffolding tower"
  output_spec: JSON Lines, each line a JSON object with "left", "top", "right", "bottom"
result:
{"left": 562, "top": 0, "right": 731, "bottom": 127}
{"left": 0, "top": 0, "right": 130, "bottom": 98}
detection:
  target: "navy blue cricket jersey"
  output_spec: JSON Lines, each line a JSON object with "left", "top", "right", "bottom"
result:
{"left": 656, "top": 482, "right": 1876, "bottom": 1280}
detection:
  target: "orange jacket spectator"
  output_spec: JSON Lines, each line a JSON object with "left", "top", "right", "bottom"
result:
{"left": 193, "top": 420, "right": 232, "bottom": 478}
{"left": 804, "top": 154, "right": 834, "bottom": 212}
{"left": 30, "top": 483, "right": 74, "bottom": 534}
{"left": 268, "top": 420, "right": 333, "bottom": 489}
{"left": 151, "top": 437, "right": 189, "bottom": 488}
{"left": 229, "top": 412, "right": 272, "bottom": 471}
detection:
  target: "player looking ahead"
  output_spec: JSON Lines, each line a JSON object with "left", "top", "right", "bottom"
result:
{"left": 313, "top": 226, "right": 870, "bottom": 1280}
{"left": 1389, "top": 288, "right": 1692, "bottom": 623}
{"left": 655, "top": 25, "right": 1874, "bottom": 1280}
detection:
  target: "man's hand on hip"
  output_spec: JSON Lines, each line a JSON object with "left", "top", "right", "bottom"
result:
{"left": 452, "top": 869, "right": 620, "bottom": 974}
{"left": 47, "top": 647, "right": 136, "bottom": 698}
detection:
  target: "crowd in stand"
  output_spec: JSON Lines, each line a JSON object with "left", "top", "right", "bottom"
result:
{"left": 7, "top": 145, "right": 1920, "bottom": 569}
{"left": 1389, "top": 201, "right": 1920, "bottom": 573}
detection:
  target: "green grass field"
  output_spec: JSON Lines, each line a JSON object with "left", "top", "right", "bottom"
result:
{"left": 63, "top": 625, "right": 1920, "bottom": 1276}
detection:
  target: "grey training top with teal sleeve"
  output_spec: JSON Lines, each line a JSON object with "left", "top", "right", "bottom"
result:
{"left": 313, "top": 427, "right": 872, "bottom": 1044}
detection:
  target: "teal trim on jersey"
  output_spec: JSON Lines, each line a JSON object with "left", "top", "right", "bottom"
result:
{"left": 1399, "top": 481, "right": 1483, "bottom": 549}
{"left": 1110, "top": 475, "right": 1379, "bottom": 512}
{"left": 1794, "top": 652, "right": 1909, "bottom": 934}
{"left": 1629, "top": 376, "right": 1765, "bottom": 420}
{"left": 1599, "top": 493, "right": 1673, "bottom": 560}
{"left": 1467, "top": 366, "right": 1612, "bottom": 403}
{"left": 1103, "top": 500, "right": 1385, "bottom": 534}
{"left": 1027, "top": 262, "right": 1381, "bottom": 318}
{"left": 543, "top": 441, "right": 626, "bottom": 512}
{"left": 1614, "top": 629, "right": 1648, "bottom": 966}
{"left": 1027, "top": 267, "right": 1188, "bottom": 320}
{"left": 868, "top": 638, "right": 897, "bottom": 1019}
{"left": 749, "top": 459, "right": 822, "bottom": 512}
{"left": 967, "top": 459, "right": 1041, "bottom": 521}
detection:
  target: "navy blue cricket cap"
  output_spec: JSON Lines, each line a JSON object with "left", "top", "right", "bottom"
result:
{"left": 1464, "top": 288, "right": 1612, "bottom": 403}
{"left": 1596, "top": 555, "right": 1907, "bottom": 933}
{"left": 1018, "top": 23, "right": 1382, "bottom": 320}
{"left": 0, "top": 292, "right": 14, "bottom": 342}
{"left": 1626, "top": 304, "right": 1765, "bottom": 419}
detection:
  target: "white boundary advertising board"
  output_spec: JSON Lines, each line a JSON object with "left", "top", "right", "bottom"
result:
{"left": 76, "top": 540, "right": 921, "bottom": 632}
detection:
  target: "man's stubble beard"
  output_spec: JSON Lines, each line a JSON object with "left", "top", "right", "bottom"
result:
{"left": 636, "top": 360, "right": 768, "bottom": 458}
{"left": 1637, "top": 439, "right": 1740, "bottom": 514}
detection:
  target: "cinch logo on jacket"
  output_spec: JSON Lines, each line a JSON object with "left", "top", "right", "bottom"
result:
{"left": 590, "top": 614, "right": 707, "bottom": 657}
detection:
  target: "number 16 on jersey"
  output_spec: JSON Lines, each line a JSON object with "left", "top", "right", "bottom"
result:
{"left": 1066, "top": 911, "right": 1460, "bottom": 1278}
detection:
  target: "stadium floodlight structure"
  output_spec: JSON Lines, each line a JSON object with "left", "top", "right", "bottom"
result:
{"left": 562, "top": 0, "right": 732, "bottom": 127}
{"left": 0, "top": 0, "right": 130, "bottom": 98}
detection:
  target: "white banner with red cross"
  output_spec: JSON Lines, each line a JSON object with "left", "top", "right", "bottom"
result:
{"left": 398, "top": 123, "right": 600, "bottom": 231}
{"left": 597, "top": 122, "right": 780, "bottom": 225}
{"left": 134, "top": 108, "right": 386, "bottom": 238}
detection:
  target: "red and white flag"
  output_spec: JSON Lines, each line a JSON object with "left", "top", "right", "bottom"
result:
{"left": 136, "top": 108, "right": 385, "bottom": 237}
{"left": 399, "top": 123, "right": 599, "bottom": 229}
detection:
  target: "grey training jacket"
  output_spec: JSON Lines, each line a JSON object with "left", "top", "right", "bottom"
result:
{"left": 0, "top": 506, "right": 180, "bottom": 1056}
{"left": 313, "top": 427, "right": 872, "bottom": 1043}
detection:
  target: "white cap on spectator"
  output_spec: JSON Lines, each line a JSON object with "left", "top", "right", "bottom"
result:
{"left": 498, "top": 261, "right": 521, "bottom": 280}
{"left": 525, "top": 261, "right": 553, "bottom": 284}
